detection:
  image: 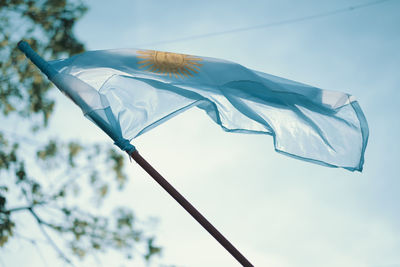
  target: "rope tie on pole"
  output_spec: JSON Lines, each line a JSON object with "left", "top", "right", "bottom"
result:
{"left": 114, "top": 138, "right": 136, "bottom": 154}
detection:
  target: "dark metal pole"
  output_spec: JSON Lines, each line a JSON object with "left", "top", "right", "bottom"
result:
{"left": 18, "top": 40, "right": 253, "bottom": 266}
{"left": 130, "top": 150, "right": 254, "bottom": 267}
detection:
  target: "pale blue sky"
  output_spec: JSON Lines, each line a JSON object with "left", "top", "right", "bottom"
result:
{"left": 2, "top": 0, "right": 400, "bottom": 266}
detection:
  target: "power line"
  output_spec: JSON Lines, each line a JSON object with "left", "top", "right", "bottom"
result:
{"left": 134, "top": 0, "right": 393, "bottom": 47}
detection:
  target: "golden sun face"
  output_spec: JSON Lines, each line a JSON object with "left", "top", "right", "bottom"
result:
{"left": 137, "top": 50, "right": 203, "bottom": 79}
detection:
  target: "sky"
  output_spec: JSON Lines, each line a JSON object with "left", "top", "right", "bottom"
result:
{"left": 2, "top": 0, "right": 400, "bottom": 266}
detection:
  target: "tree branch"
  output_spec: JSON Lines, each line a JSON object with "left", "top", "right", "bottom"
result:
{"left": 5, "top": 203, "right": 45, "bottom": 213}
{"left": 28, "top": 207, "right": 75, "bottom": 266}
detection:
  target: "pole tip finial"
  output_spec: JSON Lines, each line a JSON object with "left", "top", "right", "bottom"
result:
{"left": 17, "top": 40, "right": 28, "bottom": 51}
{"left": 16, "top": 40, "right": 58, "bottom": 79}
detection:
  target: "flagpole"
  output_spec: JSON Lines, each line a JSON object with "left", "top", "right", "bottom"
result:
{"left": 18, "top": 40, "right": 254, "bottom": 267}
{"left": 130, "top": 150, "right": 254, "bottom": 267}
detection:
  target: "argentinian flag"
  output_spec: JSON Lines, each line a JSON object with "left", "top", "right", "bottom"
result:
{"left": 49, "top": 48, "right": 369, "bottom": 172}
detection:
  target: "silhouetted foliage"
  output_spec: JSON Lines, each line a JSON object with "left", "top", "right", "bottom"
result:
{"left": 0, "top": 0, "right": 162, "bottom": 265}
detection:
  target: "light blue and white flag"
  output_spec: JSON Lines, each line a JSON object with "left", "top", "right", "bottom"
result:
{"left": 49, "top": 48, "right": 369, "bottom": 171}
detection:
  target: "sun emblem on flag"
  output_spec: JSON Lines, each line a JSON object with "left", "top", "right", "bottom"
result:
{"left": 137, "top": 50, "right": 203, "bottom": 79}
